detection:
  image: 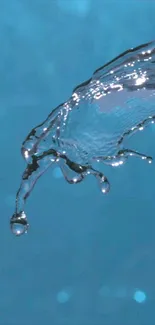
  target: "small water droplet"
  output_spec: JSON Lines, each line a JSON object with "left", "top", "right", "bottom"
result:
{"left": 60, "top": 162, "right": 84, "bottom": 184}
{"left": 71, "top": 176, "right": 81, "bottom": 183}
{"left": 147, "top": 157, "right": 153, "bottom": 164}
{"left": 10, "top": 211, "right": 29, "bottom": 236}
{"left": 100, "top": 182, "right": 110, "bottom": 194}
{"left": 96, "top": 175, "right": 110, "bottom": 194}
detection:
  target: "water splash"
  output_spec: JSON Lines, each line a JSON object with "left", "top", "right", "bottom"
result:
{"left": 10, "top": 40, "right": 155, "bottom": 235}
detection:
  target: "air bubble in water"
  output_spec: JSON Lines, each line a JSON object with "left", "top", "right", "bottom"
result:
{"left": 10, "top": 40, "right": 155, "bottom": 234}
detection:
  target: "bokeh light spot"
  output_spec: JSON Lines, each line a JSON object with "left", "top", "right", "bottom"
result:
{"left": 57, "top": 290, "right": 70, "bottom": 303}
{"left": 133, "top": 290, "right": 146, "bottom": 303}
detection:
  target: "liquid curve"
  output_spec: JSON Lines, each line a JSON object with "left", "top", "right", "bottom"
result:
{"left": 10, "top": 40, "right": 155, "bottom": 235}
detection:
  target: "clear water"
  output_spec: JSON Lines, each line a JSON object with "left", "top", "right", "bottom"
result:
{"left": 1, "top": 0, "right": 155, "bottom": 324}
{"left": 10, "top": 40, "right": 155, "bottom": 235}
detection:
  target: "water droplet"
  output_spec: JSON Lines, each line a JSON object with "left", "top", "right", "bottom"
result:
{"left": 141, "top": 155, "right": 153, "bottom": 164}
{"left": 100, "top": 182, "right": 110, "bottom": 194}
{"left": 10, "top": 211, "right": 29, "bottom": 236}
{"left": 59, "top": 161, "right": 84, "bottom": 184}
{"left": 70, "top": 176, "right": 82, "bottom": 183}
{"left": 133, "top": 290, "right": 146, "bottom": 303}
{"left": 96, "top": 175, "right": 110, "bottom": 194}
{"left": 147, "top": 157, "right": 153, "bottom": 164}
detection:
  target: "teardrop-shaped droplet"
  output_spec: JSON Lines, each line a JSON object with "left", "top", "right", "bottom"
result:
{"left": 141, "top": 156, "right": 153, "bottom": 164}
{"left": 10, "top": 211, "right": 29, "bottom": 236}
{"left": 100, "top": 178, "right": 110, "bottom": 194}
{"left": 59, "top": 159, "right": 84, "bottom": 184}
{"left": 96, "top": 174, "right": 110, "bottom": 194}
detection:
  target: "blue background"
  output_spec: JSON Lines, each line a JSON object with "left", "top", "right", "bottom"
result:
{"left": 0, "top": 0, "right": 155, "bottom": 324}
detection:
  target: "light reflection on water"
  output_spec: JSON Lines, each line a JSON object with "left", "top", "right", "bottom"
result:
{"left": 1, "top": 0, "right": 155, "bottom": 324}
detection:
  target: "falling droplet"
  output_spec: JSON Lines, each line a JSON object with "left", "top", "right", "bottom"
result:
{"left": 10, "top": 211, "right": 29, "bottom": 236}
{"left": 59, "top": 159, "right": 84, "bottom": 184}
{"left": 96, "top": 174, "right": 110, "bottom": 194}
{"left": 146, "top": 156, "right": 153, "bottom": 164}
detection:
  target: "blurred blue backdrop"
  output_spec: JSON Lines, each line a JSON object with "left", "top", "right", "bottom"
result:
{"left": 0, "top": 0, "right": 155, "bottom": 324}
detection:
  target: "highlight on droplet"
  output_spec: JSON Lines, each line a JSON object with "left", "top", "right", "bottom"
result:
{"left": 133, "top": 290, "right": 147, "bottom": 303}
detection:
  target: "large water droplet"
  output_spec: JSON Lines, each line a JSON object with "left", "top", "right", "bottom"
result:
{"left": 10, "top": 211, "right": 29, "bottom": 236}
